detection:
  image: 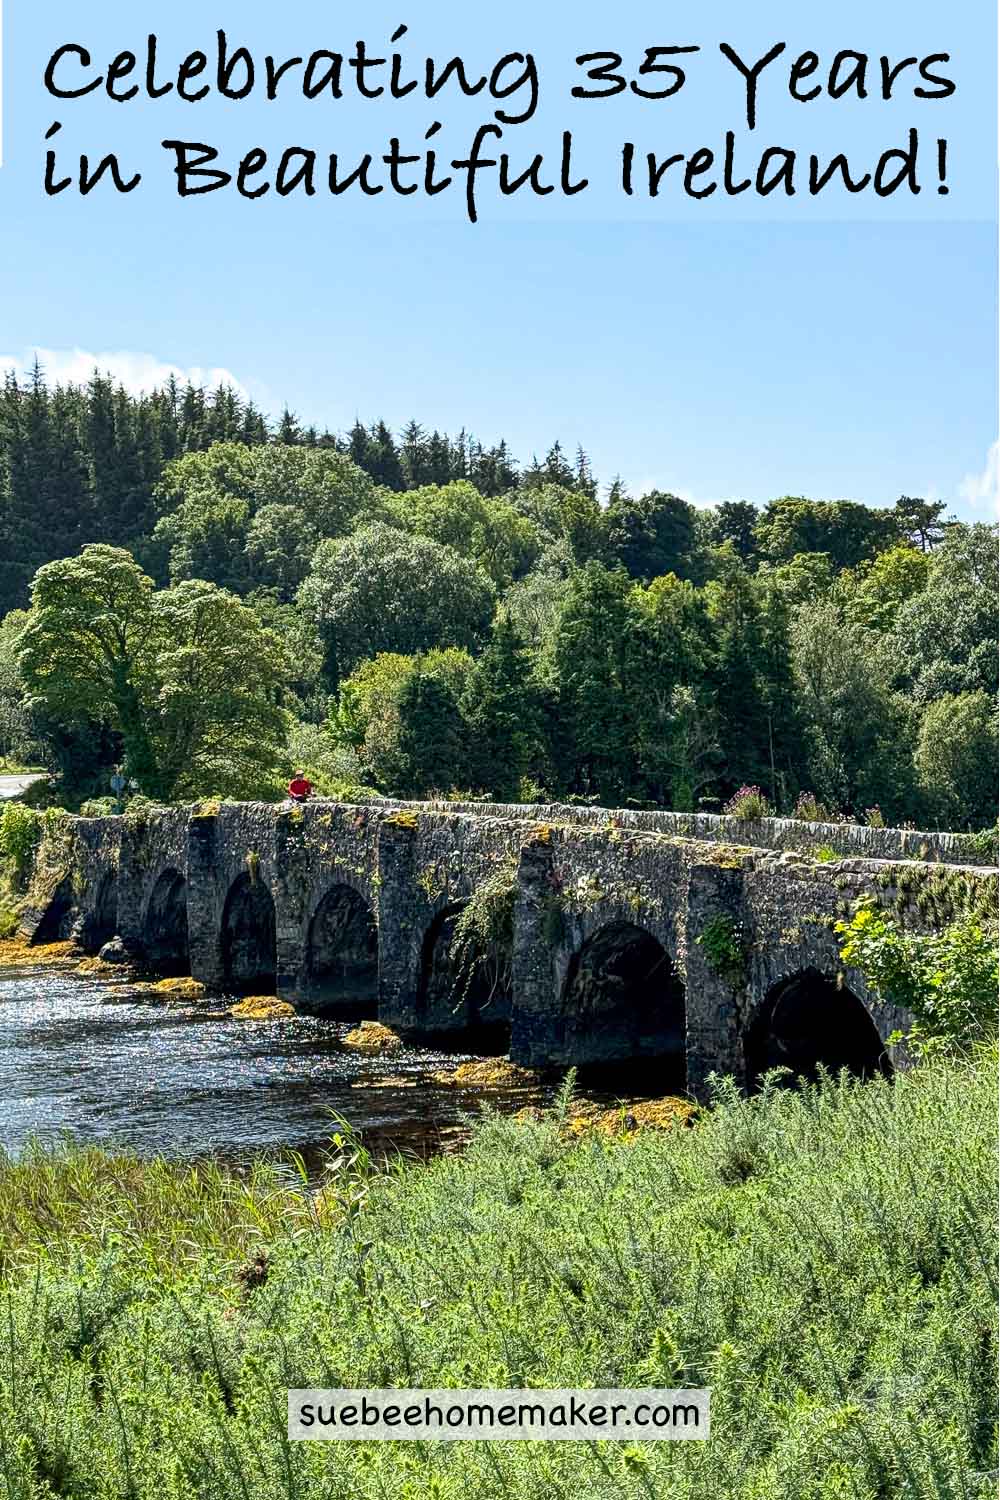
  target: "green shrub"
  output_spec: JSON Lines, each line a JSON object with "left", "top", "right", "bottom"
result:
{"left": 724, "top": 784, "right": 771, "bottom": 820}
{"left": 0, "top": 802, "right": 42, "bottom": 883}
{"left": 79, "top": 797, "right": 118, "bottom": 818}
{"left": 792, "top": 790, "right": 831, "bottom": 822}
{"left": 952, "top": 823, "right": 1000, "bottom": 866}
{"left": 696, "top": 915, "right": 745, "bottom": 980}
{"left": 449, "top": 859, "right": 517, "bottom": 1002}
{"left": 517, "top": 776, "right": 547, "bottom": 804}
{"left": 837, "top": 900, "right": 999, "bottom": 1055}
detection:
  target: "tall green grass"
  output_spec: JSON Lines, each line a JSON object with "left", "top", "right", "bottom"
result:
{"left": 0, "top": 1054, "right": 996, "bottom": 1499}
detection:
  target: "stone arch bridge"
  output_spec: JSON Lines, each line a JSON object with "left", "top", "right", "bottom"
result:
{"left": 19, "top": 800, "right": 997, "bottom": 1098}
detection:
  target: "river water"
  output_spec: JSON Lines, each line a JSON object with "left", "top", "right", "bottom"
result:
{"left": 0, "top": 960, "right": 555, "bottom": 1165}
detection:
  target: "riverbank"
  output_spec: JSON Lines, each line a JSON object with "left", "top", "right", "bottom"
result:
{"left": 0, "top": 1051, "right": 994, "bottom": 1499}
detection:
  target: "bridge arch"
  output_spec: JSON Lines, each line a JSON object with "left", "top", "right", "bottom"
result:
{"left": 142, "top": 868, "right": 189, "bottom": 975}
{"left": 743, "top": 968, "right": 892, "bottom": 1090}
{"left": 417, "top": 899, "right": 512, "bottom": 1046}
{"left": 559, "top": 921, "right": 686, "bottom": 1087}
{"left": 305, "top": 883, "right": 378, "bottom": 1010}
{"left": 221, "top": 872, "right": 277, "bottom": 993}
{"left": 80, "top": 871, "right": 118, "bottom": 954}
{"left": 31, "top": 877, "right": 75, "bottom": 946}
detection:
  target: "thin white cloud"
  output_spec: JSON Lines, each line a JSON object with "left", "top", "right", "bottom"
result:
{"left": 0, "top": 347, "right": 254, "bottom": 404}
{"left": 619, "top": 477, "right": 738, "bottom": 508}
{"left": 957, "top": 441, "right": 1000, "bottom": 518}
{"left": 673, "top": 487, "right": 744, "bottom": 511}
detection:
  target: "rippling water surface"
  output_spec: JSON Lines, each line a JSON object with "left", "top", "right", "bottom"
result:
{"left": 0, "top": 962, "right": 551, "bottom": 1163}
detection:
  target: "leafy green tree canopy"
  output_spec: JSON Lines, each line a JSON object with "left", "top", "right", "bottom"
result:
{"left": 20, "top": 545, "right": 287, "bottom": 801}
{"left": 151, "top": 442, "right": 380, "bottom": 597}
{"left": 837, "top": 543, "right": 931, "bottom": 633}
{"left": 891, "top": 523, "right": 999, "bottom": 703}
{"left": 791, "top": 597, "right": 914, "bottom": 820}
{"left": 756, "top": 498, "right": 898, "bottom": 572}
{"left": 914, "top": 692, "right": 998, "bottom": 830}
{"left": 605, "top": 490, "right": 700, "bottom": 584}
{"left": 298, "top": 522, "right": 495, "bottom": 684}
{"left": 383, "top": 480, "right": 541, "bottom": 589}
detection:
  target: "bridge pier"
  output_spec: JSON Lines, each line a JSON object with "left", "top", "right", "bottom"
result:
{"left": 375, "top": 815, "right": 423, "bottom": 1031}
{"left": 185, "top": 809, "right": 227, "bottom": 990}
{"left": 682, "top": 863, "right": 747, "bottom": 1098}
{"left": 508, "top": 829, "right": 560, "bottom": 1066}
{"left": 272, "top": 809, "right": 312, "bottom": 1003}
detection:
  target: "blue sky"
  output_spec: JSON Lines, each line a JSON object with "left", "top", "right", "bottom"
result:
{"left": 0, "top": 1, "right": 995, "bottom": 515}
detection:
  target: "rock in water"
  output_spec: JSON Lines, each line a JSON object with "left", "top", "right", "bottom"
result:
{"left": 230, "top": 996, "right": 295, "bottom": 1021}
{"left": 97, "top": 936, "right": 130, "bottom": 965}
{"left": 153, "top": 977, "right": 208, "bottom": 1002}
{"left": 343, "top": 1020, "right": 402, "bottom": 1053}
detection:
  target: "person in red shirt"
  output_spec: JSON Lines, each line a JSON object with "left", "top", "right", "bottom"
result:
{"left": 287, "top": 771, "right": 314, "bottom": 804}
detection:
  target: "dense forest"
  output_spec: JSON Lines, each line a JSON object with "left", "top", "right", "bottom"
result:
{"left": 0, "top": 364, "right": 996, "bottom": 829}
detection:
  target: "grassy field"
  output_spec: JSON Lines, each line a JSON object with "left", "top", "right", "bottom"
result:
{"left": 0, "top": 1055, "right": 995, "bottom": 1500}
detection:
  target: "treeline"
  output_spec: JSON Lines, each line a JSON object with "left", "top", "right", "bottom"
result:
{"left": 0, "top": 366, "right": 572, "bottom": 613}
{"left": 0, "top": 371, "right": 996, "bottom": 829}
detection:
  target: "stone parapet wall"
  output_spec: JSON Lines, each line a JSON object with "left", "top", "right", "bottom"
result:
{"left": 410, "top": 799, "right": 997, "bottom": 868}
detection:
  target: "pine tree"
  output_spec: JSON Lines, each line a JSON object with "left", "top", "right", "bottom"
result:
{"left": 277, "top": 408, "right": 302, "bottom": 445}
{"left": 347, "top": 419, "right": 369, "bottom": 468}
{"left": 542, "top": 441, "right": 574, "bottom": 489}
{"left": 150, "top": 379, "right": 180, "bottom": 463}
{"left": 49, "top": 385, "right": 94, "bottom": 553}
{"left": 426, "top": 430, "right": 452, "bottom": 485}
{"left": 110, "top": 383, "right": 147, "bottom": 542}
{"left": 400, "top": 419, "right": 431, "bottom": 488}
{"left": 240, "top": 401, "right": 270, "bottom": 446}
{"left": 207, "top": 385, "right": 242, "bottom": 443}
{"left": 179, "top": 382, "right": 207, "bottom": 450}
{"left": 712, "top": 567, "right": 774, "bottom": 799}
{"left": 574, "top": 446, "right": 597, "bottom": 499}
{"left": 87, "top": 374, "right": 121, "bottom": 541}
{"left": 450, "top": 428, "right": 470, "bottom": 481}
{"left": 366, "top": 420, "right": 405, "bottom": 489}
{"left": 0, "top": 368, "right": 95, "bottom": 609}
{"left": 548, "top": 561, "right": 634, "bottom": 801}
{"left": 394, "top": 671, "right": 468, "bottom": 796}
{"left": 461, "top": 617, "right": 537, "bottom": 800}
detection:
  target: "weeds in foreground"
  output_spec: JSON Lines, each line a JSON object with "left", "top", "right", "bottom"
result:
{"left": 0, "top": 1054, "right": 995, "bottom": 1499}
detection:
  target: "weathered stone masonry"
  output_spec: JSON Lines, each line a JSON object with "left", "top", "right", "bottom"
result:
{"left": 20, "top": 800, "right": 998, "bottom": 1097}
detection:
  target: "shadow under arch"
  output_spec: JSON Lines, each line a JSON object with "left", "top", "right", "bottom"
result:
{"left": 744, "top": 968, "right": 893, "bottom": 1091}
{"left": 416, "top": 900, "right": 512, "bottom": 1051}
{"left": 79, "top": 870, "right": 119, "bottom": 954}
{"left": 305, "top": 883, "right": 378, "bottom": 1013}
{"left": 143, "top": 868, "right": 189, "bottom": 975}
{"left": 221, "top": 872, "right": 276, "bottom": 993}
{"left": 31, "top": 877, "right": 75, "bottom": 946}
{"left": 559, "top": 921, "right": 687, "bottom": 1090}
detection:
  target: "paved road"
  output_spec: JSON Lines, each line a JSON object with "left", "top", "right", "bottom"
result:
{"left": 0, "top": 774, "right": 46, "bottom": 801}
